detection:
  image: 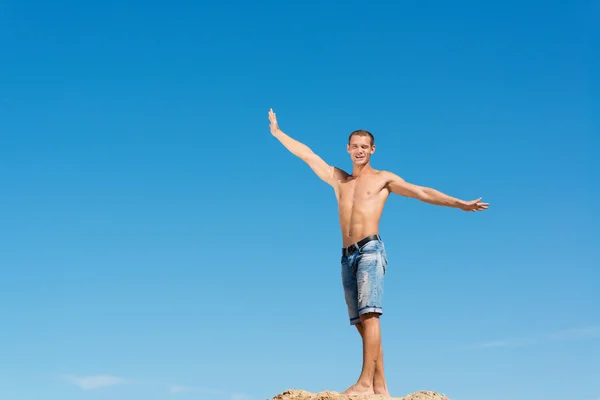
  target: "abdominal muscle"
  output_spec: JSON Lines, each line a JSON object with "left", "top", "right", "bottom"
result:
{"left": 334, "top": 170, "right": 390, "bottom": 248}
{"left": 338, "top": 195, "right": 387, "bottom": 248}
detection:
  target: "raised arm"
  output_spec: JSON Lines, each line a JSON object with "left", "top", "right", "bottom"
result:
{"left": 268, "top": 108, "right": 342, "bottom": 186}
{"left": 383, "top": 171, "right": 489, "bottom": 212}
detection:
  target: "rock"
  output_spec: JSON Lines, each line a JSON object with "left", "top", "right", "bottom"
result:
{"left": 271, "top": 389, "right": 450, "bottom": 400}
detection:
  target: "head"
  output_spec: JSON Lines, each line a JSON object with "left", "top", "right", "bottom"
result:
{"left": 347, "top": 130, "right": 375, "bottom": 165}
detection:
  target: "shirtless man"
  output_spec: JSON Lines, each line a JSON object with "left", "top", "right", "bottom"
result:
{"left": 268, "top": 108, "right": 488, "bottom": 397}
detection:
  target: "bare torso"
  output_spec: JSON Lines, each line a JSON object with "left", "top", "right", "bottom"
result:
{"left": 334, "top": 169, "right": 390, "bottom": 247}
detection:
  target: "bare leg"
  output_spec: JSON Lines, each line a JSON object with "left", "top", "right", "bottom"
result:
{"left": 343, "top": 312, "right": 383, "bottom": 396}
{"left": 355, "top": 320, "right": 390, "bottom": 396}
{"left": 355, "top": 321, "right": 390, "bottom": 396}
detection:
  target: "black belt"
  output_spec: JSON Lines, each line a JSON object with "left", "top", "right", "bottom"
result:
{"left": 342, "top": 234, "right": 381, "bottom": 256}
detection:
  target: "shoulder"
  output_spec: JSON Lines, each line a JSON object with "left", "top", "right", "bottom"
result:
{"left": 377, "top": 170, "right": 406, "bottom": 187}
{"left": 376, "top": 169, "right": 401, "bottom": 181}
{"left": 333, "top": 167, "right": 351, "bottom": 181}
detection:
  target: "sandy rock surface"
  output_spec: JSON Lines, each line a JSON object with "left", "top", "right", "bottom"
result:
{"left": 271, "top": 389, "right": 450, "bottom": 400}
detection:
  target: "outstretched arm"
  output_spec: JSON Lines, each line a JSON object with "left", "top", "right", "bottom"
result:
{"left": 383, "top": 171, "right": 489, "bottom": 212}
{"left": 268, "top": 108, "right": 341, "bottom": 186}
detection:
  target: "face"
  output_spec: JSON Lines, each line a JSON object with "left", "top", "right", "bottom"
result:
{"left": 347, "top": 135, "right": 375, "bottom": 165}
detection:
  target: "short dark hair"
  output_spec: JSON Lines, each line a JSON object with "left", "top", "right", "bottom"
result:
{"left": 348, "top": 130, "right": 375, "bottom": 146}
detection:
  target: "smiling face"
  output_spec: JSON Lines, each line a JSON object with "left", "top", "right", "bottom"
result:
{"left": 347, "top": 130, "right": 375, "bottom": 165}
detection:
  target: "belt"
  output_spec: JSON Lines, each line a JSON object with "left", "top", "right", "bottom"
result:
{"left": 342, "top": 234, "right": 381, "bottom": 256}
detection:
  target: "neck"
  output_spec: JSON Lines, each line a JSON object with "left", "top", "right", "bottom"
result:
{"left": 351, "top": 163, "right": 372, "bottom": 177}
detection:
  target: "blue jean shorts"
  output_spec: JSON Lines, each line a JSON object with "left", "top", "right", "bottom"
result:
{"left": 341, "top": 235, "right": 388, "bottom": 325}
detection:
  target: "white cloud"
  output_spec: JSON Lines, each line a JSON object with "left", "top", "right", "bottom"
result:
{"left": 544, "top": 326, "right": 600, "bottom": 341}
{"left": 463, "top": 325, "right": 600, "bottom": 350}
{"left": 169, "top": 384, "right": 225, "bottom": 396}
{"left": 170, "top": 385, "right": 195, "bottom": 394}
{"left": 60, "top": 374, "right": 252, "bottom": 399}
{"left": 61, "top": 374, "right": 124, "bottom": 390}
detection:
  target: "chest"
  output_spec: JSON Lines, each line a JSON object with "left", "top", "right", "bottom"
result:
{"left": 338, "top": 178, "right": 385, "bottom": 202}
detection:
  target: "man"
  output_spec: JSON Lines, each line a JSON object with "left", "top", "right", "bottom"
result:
{"left": 268, "top": 108, "right": 488, "bottom": 397}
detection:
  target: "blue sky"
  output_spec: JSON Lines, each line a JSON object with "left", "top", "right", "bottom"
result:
{"left": 0, "top": 1, "right": 598, "bottom": 400}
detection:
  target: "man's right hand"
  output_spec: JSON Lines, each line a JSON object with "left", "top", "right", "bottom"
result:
{"left": 269, "top": 108, "right": 280, "bottom": 136}
{"left": 267, "top": 108, "right": 339, "bottom": 186}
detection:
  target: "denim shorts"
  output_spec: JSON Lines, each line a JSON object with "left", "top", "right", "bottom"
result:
{"left": 341, "top": 236, "right": 388, "bottom": 325}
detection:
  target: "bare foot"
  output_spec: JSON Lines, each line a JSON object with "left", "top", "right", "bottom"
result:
{"left": 374, "top": 386, "right": 391, "bottom": 397}
{"left": 343, "top": 383, "right": 375, "bottom": 396}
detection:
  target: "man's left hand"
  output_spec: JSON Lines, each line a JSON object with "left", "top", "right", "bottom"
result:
{"left": 460, "top": 198, "right": 489, "bottom": 212}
